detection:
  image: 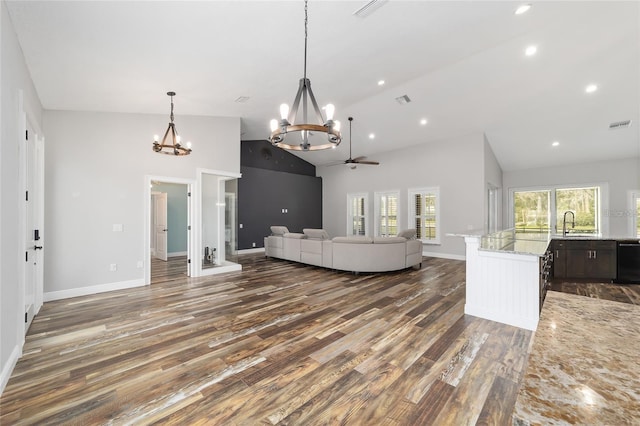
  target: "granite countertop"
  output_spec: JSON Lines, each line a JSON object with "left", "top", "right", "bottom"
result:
{"left": 457, "top": 229, "right": 639, "bottom": 256}
{"left": 513, "top": 291, "right": 640, "bottom": 425}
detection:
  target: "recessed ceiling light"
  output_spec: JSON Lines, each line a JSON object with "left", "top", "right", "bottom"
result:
{"left": 525, "top": 45, "right": 537, "bottom": 56}
{"left": 378, "top": 80, "right": 385, "bottom": 86}
{"left": 552, "top": 141, "right": 560, "bottom": 147}
{"left": 515, "top": 4, "right": 531, "bottom": 15}
{"left": 369, "top": 133, "right": 375, "bottom": 139}
{"left": 585, "top": 84, "right": 598, "bottom": 93}
{"left": 420, "top": 118, "right": 428, "bottom": 126}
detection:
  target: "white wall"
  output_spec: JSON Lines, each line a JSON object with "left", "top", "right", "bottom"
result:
{"left": 502, "top": 157, "right": 640, "bottom": 236}
{"left": 1, "top": 0, "right": 44, "bottom": 393}
{"left": 318, "top": 132, "right": 486, "bottom": 258}
{"left": 43, "top": 110, "right": 240, "bottom": 295}
{"left": 484, "top": 135, "right": 503, "bottom": 228}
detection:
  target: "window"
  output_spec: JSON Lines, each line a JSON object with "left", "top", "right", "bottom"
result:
{"left": 409, "top": 187, "right": 440, "bottom": 244}
{"left": 513, "top": 190, "right": 551, "bottom": 233}
{"left": 512, "top": 185, "right": 602, "bottom": 234}
{"left": 347, "top": 193, "right": 368, "bottom": 236}
{"left": 374, "top": 191, "right": 399, "bottom": 237}
{"left": 555, "top": 187, "right": 599, "bottom": 234}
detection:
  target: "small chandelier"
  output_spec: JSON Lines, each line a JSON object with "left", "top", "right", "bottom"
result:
{"left": 153, "top": 91, "right": 192, "bottom": 156}
{"left": 269, "top": 0, "right": 341, "bottom": 151}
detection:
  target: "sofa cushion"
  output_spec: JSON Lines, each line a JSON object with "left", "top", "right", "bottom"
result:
{"left": 284, "top": 232, "right": 306, "bottom": 239}
{"left": 374, "top": 236, "right": 408, "bottom": 244}
{"left": 397, "top": 229, "right": 417, "bottom": 239}
{"left": 303, "top": 228, "right": 330, "bottom": 240}
{"left": 332, "top": 236, "right": 373, "bottom": 244}
{"left": 270, "top": 226, "right": 289, "bottom": 236}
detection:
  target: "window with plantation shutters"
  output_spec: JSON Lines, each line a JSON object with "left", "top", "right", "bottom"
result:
{"left": 408, "top": 187, "right": 440, "bottom": 244}
{"left": 347, "top": 193, "right": 368, "bottom": 236}
{"left": 374, "top": 191, "right": 399, "bottom": 237}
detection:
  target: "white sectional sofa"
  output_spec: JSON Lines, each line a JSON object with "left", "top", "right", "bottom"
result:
{"left": 264, "top": 226, "right": 423, "bottom": 273}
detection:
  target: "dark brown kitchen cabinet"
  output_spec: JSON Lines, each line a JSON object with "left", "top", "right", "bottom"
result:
{"left": 552, "top": 239, "right": 616, "bottom": 280}
{"left": 553, "top": 240, "right": 567, "bottom": 278}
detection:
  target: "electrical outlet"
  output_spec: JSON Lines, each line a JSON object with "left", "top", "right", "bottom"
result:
{"left": 109, "top": 263, "right": 117, "bottom": 272}
{"left": 252, "top": 242, "right": 256, "bottom": 247}
{"left": 136, "top": 260, "right": 143, "bottom": 268}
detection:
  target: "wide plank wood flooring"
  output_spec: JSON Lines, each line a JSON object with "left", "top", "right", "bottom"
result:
{"left": 1, "top": 254, "right": 533, "bottom": 425}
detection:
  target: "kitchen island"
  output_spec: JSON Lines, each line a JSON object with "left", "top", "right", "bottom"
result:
{"left": 458, "top": 229, "right": 551, "bottom": 331}
{"left": 456, "top": 229, "right": 637, "bottom": 331}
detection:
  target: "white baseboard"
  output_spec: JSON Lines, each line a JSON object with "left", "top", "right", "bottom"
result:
{"left": 168, "top": 251, "right": 187, "bottom": 257}
{"left": 200, "top": 262, "right": 242, "bottom": 276}
{"left": 422, "top": 250, "right": 466, "bottom": 261}
{"left": 44, "top": 278, "right": 146, "bottom": 302}
{"left": 0, "top": 344, "right": 21, "bottom": 396}
{"left": 237, "top": 248, "right": 265, "bottom": 254}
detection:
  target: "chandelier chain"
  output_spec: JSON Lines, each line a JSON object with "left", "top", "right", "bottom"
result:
{"left": 169, "top": 94, "right": 175, "bottom": 123}
{"left": 303, "top": 0, "right": 308, "bottom": 80}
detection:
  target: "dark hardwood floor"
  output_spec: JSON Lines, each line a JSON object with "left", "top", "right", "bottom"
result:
{"left": 6, "top": 253, "right": 637, "bottom": 425}
{"left": 151, "top": 255, "right": 188, "bottom": 283}
{"left": 1, "top": 254, "right": 536, "bottom": 425}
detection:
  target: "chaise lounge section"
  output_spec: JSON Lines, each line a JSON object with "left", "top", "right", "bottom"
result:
{"left": 264, "top": 227, "right": 422, "bottom": 273}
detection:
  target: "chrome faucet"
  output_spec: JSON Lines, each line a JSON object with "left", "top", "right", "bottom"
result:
{"left": 562, "top": 211, "right": 575, "bottom": 236}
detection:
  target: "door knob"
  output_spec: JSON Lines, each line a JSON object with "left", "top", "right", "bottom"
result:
{"left": 163, "top": 229, "right": 168, "bottom": 232}
{"left": 34, "top": 245, "right": 43, "bottom": 250}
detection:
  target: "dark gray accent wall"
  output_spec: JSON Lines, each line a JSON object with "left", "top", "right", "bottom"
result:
{"left": 241, "top": 140, "right": 316, "bottom": 176}
{"left": 238, "top": 141, "right": 322, "bottom": 249}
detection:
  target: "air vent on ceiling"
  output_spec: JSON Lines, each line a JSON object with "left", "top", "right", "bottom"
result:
{"left": 235, "top": 96, "right": 250, "bottom": 103}
{"left": 609, "top": 120, "right": 632, "bottom": 130}
{"left": 353, "top": 0, "right": 388, "bottom": 18}
{"left": 395, "top": 95, "right": 411, "bottom": 105}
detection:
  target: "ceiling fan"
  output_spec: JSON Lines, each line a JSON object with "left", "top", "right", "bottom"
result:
{"left": 331, "top": 117, "right": 380, "bottom": 169}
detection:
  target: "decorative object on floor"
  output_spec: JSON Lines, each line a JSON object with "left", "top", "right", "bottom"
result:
{"left": 330, "top": 117, "right": 379, "bottom": 169}
{"left": 153, "top": 91, "right": 192, "bottom": 156}
{"left": 268, "top": 0, "right": 341, "bottom": 151}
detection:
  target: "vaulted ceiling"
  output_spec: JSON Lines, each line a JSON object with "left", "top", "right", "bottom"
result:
{"left": 6, "top": 1, "right": 640, "bottom": 171}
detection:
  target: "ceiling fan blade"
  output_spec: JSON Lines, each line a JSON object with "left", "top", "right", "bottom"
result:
{"left": 352, "top": 156, "right": 367, "bottom": 162}
{"left": 354, "top": 160, "right": 380, "bottom": 165}
{"left": 325, "top": 160, "right": 348, "bottom": 167}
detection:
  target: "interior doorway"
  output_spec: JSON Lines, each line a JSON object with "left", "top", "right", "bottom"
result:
{"left": 147, "top": 178, "right": 193, "bottom": 284}
{"left": 21, "top": 115, "right": 45, "bottom": 334}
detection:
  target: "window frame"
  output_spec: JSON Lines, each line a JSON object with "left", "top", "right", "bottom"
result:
{"left": 374, "top": 190, "right": 400, "bottom": 237}
{"left": 346, "top": 192, "right": 369, "bottom": 236}
{"left": 508, "top": 183, "right": 609, "bottom": 235}
{"left": 408, "top": 187, "right": 441, "bottom": 245}
{"left": 628, "top": 190, "right": 640, "bottom": 237}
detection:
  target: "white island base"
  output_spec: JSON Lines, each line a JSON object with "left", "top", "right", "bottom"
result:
{"left": 463, "top": 235, "right": 543, "bottom": 331}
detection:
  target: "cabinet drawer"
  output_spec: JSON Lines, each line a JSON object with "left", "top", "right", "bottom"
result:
{"left": 557, "top": 239, "right": 615, "bottom": 250}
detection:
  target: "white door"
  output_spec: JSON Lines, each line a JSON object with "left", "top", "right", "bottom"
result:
{"left": 23, "top": 120, "right": 42, "bottom": 333}
{"left": 154, "top": 192, "right": 168, "bottom": 261}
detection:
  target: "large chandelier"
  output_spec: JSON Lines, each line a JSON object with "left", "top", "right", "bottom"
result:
{"left": 153, "top": 91, "right": 192, "bottom": 156}
{"left": 269, "top": 0, "right": 341, "bottom": 151}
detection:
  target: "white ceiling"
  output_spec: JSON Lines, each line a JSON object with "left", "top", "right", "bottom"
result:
{"left": 6, "top": 0, "right": 640, "bottom": 171}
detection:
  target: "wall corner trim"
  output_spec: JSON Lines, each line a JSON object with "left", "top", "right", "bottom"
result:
{"left": 43, "top": 278, "right": 146, "bottom": 302}
{"left": 1, "top": 345, "right": 22, "bottom": 396}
